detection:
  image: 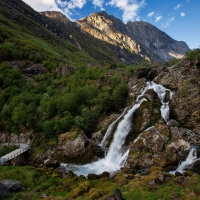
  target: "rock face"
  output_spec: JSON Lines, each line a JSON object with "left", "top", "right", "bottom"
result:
{"left": 77, "top": 11, "right": 189, "bottom": 62}
{"left": 0, "top": 132, "right": 30, "bottom": 144}
{"left": 126, "top": 21, "right": 190, "bottom": 61}
{"left": 77, "top": 11, "right": 158, "bottom": 63}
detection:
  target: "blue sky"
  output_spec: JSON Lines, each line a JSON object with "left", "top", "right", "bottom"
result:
{"left": 22, "top": 0, "right": 200, "bottom": 49}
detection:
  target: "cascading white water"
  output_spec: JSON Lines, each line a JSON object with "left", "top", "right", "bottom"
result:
{"left": 63, "top": 98, "right": 146, "bottom": 176}
{"left": 63, "top": 81, "right": 173, "bottom": 177}
{"left": 100, "top": 81, "right": 172, "bottom": 147}
{"left": 100, "top": 107, "right": 128, "bottom": 146}
{"left": 170, "top": 147, "right": 200, "bottom": 174}
{"left": 104, "top": 98, "right": 146, "bottom": 167}
{"left": 139, "top": 81, "right": 173, "bottom": 123}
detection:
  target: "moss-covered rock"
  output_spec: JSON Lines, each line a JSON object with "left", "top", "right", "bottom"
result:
{"left": 88, "top": 188, "right": 105, "bottom": 199}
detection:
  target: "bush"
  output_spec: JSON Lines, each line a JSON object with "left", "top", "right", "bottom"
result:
{"left": 165, "top": 58, "right": 180, "bottom": 66}
{"left": 186, "top": 47, "right": 200, "bottom": 61}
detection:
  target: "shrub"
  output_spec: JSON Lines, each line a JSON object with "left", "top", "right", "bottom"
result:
{"left": 186, "top": 47, "right": 200, "bottom": 61}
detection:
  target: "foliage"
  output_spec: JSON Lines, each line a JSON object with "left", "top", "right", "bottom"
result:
{"left": 165, "top": 57, "right": 180, "bottom": 66}
{"left": 0, "top": 11, "right": 130, "bottom": 146}
{"left": 186, "top": 46, "right": 200, "bottom": 61}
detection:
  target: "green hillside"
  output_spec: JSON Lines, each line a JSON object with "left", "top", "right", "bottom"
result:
{"left": 0, "top": 8, "right": 131, "bottom": 148}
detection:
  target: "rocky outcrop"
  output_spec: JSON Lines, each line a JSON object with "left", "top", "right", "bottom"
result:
{"left": 55, "top": 133, "right": 104, "bottom": 163}
{"left": 0, "top": 132, "right": 30, "bottom": 144}
{"left": 55, "top": 65, "right": 77, "bottom": 77}
{"left": 31, "top": 130, "right": 104, "bottom": 165}
{"left": 125, "top": 54, "right": 200, "bottom": 172}
{"left": 22, "top": 64, "right": 48, "bottom": 75}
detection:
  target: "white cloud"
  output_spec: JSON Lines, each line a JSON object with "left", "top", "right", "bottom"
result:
{"left": 155, "top": 15, "right": 162, "bottom": 22}
{"left": 22, "top": 0, "right": 61, "bottom": 12}
{"left": 147, "top": 11, "right": 154, "bottom": 18}
{"left": 180, "top": 12, "right": 185, "bottom": 17}
{"left": 56, "top": 0, "right": 86, "bottom": 9}
{"left": 163, "top": 17, "right": 175, "bottom": 28}
{"left": 92, "top": 0, "right": 104, "bottom": 10}
{"left": 107, "top": 0, "right": 146, "bottom": 22}
{"left": 22, "top": 0, "right": 87, "bottom": 20}
{"left": 55, "top": 0, "right": 87, "bottom": 20}
{"left": 174, "top": 4, "right": 181, "bottom": 10}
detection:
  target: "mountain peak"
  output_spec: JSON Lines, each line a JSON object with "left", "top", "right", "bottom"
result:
{"left": 126, "top": 21, "right": 190, "bottom": 61}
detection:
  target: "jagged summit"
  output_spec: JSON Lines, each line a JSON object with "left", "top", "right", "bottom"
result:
{"left": 77, "top": 11, "right": 190, "bottom": 62}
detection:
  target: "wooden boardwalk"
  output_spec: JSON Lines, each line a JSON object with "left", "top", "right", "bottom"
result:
{"left": 0, "top": 143, "right": 30, "bottom": 164}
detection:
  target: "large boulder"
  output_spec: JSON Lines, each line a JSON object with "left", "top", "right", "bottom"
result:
{"left": 104, "top": 188, "right": 126, "bottom": 200}
{"left": 55, "top": 133, "right": 104, "bottom": 163}
{"left": 0, "top": 182, "right": 9, "bottom": 199}
{"left": 0, "top": 180, "right": 21, "bottom": 192}
{"left": 31, "top": 130, "right": 104, "bottom": 165}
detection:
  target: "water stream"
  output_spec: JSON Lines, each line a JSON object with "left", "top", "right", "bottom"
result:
{"left": 63, "top": 81, "right": 173, "bottom": 176}
{"left": 100, "top": 107, "right": 128, "bottom": 146}
{"left": 170, "top": 147, "right": 200, "bottom": 174}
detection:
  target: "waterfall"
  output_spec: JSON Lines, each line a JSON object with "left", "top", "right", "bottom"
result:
{"left": 63, "top": 81, "right": 173, "bottom": 177}
{"left": 104, "top": 98, "right": 146, "bottom": 167}
{"left": 100, "top": 81, "right": 172, "bottom": 146}
{"left": 140, "top": 81, "right": 173, "bottom": 123}
{"left": 63, "top": 98, "right": 146, "bottom": 176}
{"left": 170, "top": 147, "right": 200, "bottom": 174}
{"left": 100, "top": 107, "right": 128, "bottom": 146}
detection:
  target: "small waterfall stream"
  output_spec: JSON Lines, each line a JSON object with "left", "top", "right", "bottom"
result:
{"left": 139, "top": 81, "right": 173, "bottom": 123}
{"left": 170, "top": 147, "right": 200, "bottom": 174}
{"left": 63, "top": 81, "right": 173, "bottom": 176}
{"left": 100, "top": 107, "right": 128, "bottom": 146}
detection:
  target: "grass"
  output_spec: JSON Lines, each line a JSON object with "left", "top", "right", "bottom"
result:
{"left": 1, "top": 165, "right": 200, "bottom": 200}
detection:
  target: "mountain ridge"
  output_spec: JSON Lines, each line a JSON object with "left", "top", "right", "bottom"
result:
{"left": 0, "top": 0, "right": 190, "bottom": 64}
{"left": 76, "top": 11, "right": 190, "bottom": 62}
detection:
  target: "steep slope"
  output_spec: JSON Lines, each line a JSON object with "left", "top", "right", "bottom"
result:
{"left": 40, "top": 11, "right": 148, "bottom": 64}
{"left": 127, "top": 21, "right": 190, "bottom": 61}
{"left": 0, "top": 0, "right": 122, "bottom": 64}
